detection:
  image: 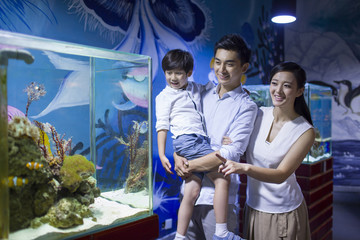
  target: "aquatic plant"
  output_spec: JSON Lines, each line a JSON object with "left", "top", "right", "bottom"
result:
{"left": 116, "top": 120, "right": 149, "bottom": 193}
{"left": 116, "top": 121, "right": 147, "bottom": 164}
{"left": 125, "top": 140, "right": 148, "bottom": 193}
{"left": 23, "top": 82, "right": 46, "bottom": 117}
{"left": 33, "top": 120, "right": 72, "bottom": 177}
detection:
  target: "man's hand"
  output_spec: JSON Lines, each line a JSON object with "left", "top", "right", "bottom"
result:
{"left": 173, "top": 153, "right": 191, "bottom": 178}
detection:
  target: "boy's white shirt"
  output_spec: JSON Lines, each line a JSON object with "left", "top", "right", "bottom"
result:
{"left": 155, "top": 80, "right": 210, "bottom": 138}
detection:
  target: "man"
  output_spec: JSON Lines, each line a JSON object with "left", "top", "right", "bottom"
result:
{"left": 174, "top": 33, "right": 258, "bottom": 240}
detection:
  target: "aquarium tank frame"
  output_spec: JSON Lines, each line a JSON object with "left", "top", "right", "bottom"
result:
{"left": 0, "top": 30, "right": 153, "bottom": 239}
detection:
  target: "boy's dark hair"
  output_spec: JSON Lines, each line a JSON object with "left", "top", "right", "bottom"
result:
{"left": 214, "top": 34, "right": 251, "bottom": 64}
{"left": 162, "top": 49, "right": 194, "bottom": 74}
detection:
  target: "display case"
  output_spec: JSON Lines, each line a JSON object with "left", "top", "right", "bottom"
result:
{"left": 0, "top": 30, "right": 153, "bottom": 240}
{"left": 246, "top": 83, "right": 332, "bottom": 163}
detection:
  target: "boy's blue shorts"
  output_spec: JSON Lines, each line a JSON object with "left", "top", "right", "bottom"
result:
{"left": 173, "top": 134, "right": 213, "bottom": 180}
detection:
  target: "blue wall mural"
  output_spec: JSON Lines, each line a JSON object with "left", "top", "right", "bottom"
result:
{"left": 284, "top": 0, "right": 360, "bottom": 190}
{"left": 1, "top": 0, "right": 359, "bottom": 238}
{"left": 0, "top": 1, "right": 274, "bottom": 238}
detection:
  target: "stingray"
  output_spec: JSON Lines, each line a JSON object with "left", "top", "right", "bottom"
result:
{"left": 31, "top": 51, "right": 151, "bottom": 118}
{"left": 29, "top": 0, "right": 211, "bottom": 116}
{"left": 31, "top": 51, "right": 90, "bottom": 118}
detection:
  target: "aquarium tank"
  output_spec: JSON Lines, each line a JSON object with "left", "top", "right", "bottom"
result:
{"left": 246, "top": 83, "right": 332, "bottom": 163}
{"left": 0, "top": 30, "right": 153, "bottom": 240}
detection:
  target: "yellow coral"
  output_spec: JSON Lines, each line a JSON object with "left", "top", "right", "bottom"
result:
{"left": 60, "top": 155, "right": 95, "bottom": 193}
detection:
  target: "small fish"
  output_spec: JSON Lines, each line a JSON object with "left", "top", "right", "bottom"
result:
{"left": 7, "top": 176, "right": 29, "bottom": 187}
{"left": 26, "top": 161, "right": 44, "bottom": 170}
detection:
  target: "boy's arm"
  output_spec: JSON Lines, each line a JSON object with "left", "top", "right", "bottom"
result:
{"left": 157, "top": 129, "right": 173, "bottom": 174}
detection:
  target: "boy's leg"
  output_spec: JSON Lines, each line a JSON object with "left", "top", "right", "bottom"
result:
{"left": 207, "top": 172, "right": 245, "bottom": 240}
{"left": 207, "top": 172, "right": 230, "bottom": 223}
{"left": 176, "top": 174, "right": 202, "bottom": 237}
{"left": 207, "top": 172, "right": 230, "bottom": 231}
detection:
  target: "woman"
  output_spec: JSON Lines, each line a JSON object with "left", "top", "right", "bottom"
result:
{"left": 218, "top": 62, "right": 315, "bottom": 240}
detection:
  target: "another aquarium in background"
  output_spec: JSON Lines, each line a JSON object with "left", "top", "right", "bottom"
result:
{"left": 0, "top": 30, "right": 152, "bottom": 240}
{"left": 246, "top": 83, "right": 332, "bottom": 163}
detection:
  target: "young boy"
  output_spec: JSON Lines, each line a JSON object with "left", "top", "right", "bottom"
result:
{"left": 155, "top": 49, "right": 234, "bottom": 240}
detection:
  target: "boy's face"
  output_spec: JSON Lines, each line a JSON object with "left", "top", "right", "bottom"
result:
{"left": 214, "top": 49, "right": 249, "bottom": 91}
{"left": 165, "top": 69, "right": 191, "bottom": 89}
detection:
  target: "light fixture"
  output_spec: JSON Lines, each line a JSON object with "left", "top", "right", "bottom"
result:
{"left": 271, "top": 0, "right": 297, "bottom": 24}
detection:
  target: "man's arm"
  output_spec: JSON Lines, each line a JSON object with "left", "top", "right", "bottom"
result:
{"left": 174, "top": 150, "right": 222, "bottom": 177}
{"left": 174, "top": 100, "right": 258, "bottom": 175}
{"left": 187, "top": 150, "right": 222, "bottom": 172}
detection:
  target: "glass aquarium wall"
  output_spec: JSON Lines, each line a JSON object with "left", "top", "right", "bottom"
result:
{"left": 0, "top": 30, "right": 152, "bottom": 240}
{"left": 246, "top": 83, "right": 332, "bottom": 163}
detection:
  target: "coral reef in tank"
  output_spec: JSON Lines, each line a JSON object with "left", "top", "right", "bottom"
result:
{"left": 33, "top": 120, "right": 72, "bottom": 177}
{"left": 7, "top": 82, "right": 100, "bottom": 232}
{"left": 31, "top": 197, "right": 93, "bottom": 229}
{"left": 59, "top": 155, "right": 96, "bottom": 194}
{"left": 310, "top": 128, "right": 325, "bottom": 158}
{"left": 116, "top": 120, "right": 149, "bottom": 193}
{"left": 8, "top": 116, "right": 53, "bottom": 231}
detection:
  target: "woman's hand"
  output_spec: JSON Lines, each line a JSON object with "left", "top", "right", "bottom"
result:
{"left": 222, "top": 136, "right": 232, "bottom": 145}
{"left": 173, "top": 153, "right": 191, "bottom": 178}
{"left": 216, "top": 153, "right": 247, "bottom": 177}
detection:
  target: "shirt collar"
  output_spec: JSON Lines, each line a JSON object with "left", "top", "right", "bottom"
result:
{"left": 213, "top": 83, "right": 244, "bottom": 99}
{"left": 165, "top": 81, "right": 193, "bottom": 92}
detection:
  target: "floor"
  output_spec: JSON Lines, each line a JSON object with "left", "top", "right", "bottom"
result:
{"left": 158, "top": 189, "right": 360, "bottom": 240}
{"left": 332, "top": 189, "right": 360, "bottom": 240}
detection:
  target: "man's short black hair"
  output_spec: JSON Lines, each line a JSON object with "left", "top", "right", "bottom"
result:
{"left": 214, "top": 34, "right": 251, "bottom": 64}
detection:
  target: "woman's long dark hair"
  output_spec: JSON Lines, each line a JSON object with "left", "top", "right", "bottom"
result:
{"left": 269, "top": 62, "right": 313, "bottom": 125}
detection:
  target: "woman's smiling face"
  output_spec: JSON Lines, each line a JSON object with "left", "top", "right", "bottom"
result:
{"left": 270, "top": 71, "right": 304, "bottom": 108}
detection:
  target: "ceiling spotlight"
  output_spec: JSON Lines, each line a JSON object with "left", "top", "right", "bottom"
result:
{"left": 271, "top": 0, "right": 297, "bottom": 24}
